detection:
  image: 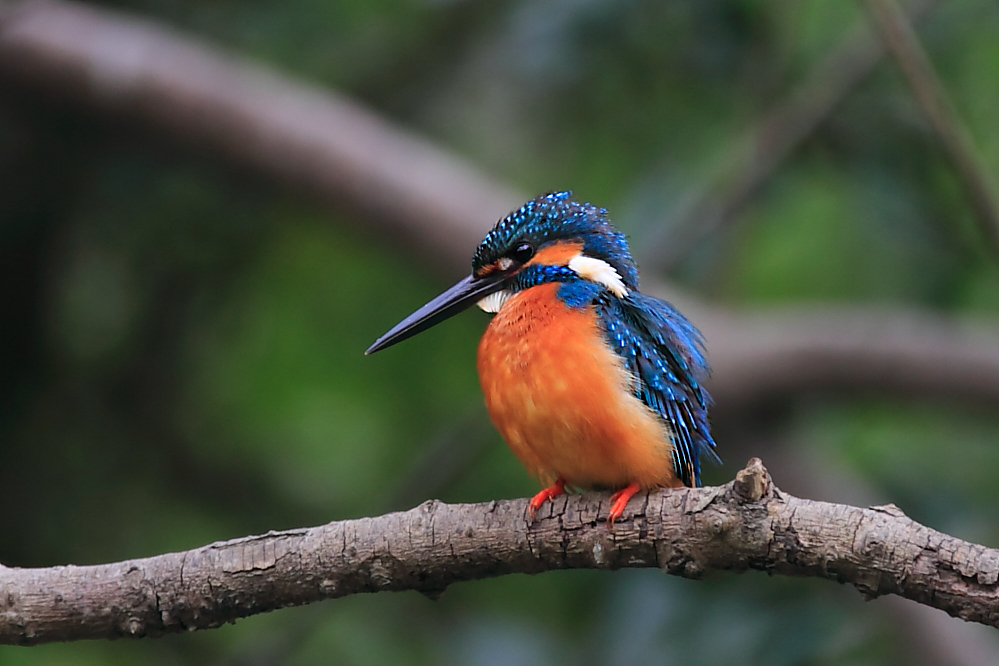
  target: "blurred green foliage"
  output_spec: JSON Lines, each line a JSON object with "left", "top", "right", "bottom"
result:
{"left": 3, "top": 0, "right": 999, "bottom": 664}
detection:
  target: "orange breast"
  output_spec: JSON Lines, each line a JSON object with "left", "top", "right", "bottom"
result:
{"left": 477, "top": 283, "right": 681, "bottom": 490}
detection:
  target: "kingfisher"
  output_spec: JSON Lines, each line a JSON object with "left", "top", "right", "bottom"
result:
{"left": 367, "top": 192, "right": 717, "bottom": 524}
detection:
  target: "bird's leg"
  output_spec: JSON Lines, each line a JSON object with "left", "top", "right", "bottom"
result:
{"left": 528, "top": 477, "right": 566, "bottom": 520}
{"left": 607, "top": 482, "right": 642, "bottom": 526}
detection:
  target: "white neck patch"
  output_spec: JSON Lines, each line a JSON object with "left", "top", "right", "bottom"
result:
{"left": 568, "top": 254, "right": 629, "bottom": 297}
{"left": 477, "top": 289, "right": 513, "bottom": 313}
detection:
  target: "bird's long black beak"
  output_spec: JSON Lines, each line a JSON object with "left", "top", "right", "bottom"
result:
{"left": 365, "top": 272, "right": 508, "bottom": 354}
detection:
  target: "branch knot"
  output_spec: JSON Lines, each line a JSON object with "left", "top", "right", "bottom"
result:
{"left": 733, "top": 458, "right": 771, "bottom": 502}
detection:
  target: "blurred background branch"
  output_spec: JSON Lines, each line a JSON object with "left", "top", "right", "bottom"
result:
{"left": 862, "top": 0, "right": 999, "bottom": 258}
{"left": 641, "top": 0, "right": 939, "bottom": 274}
{"left": 2, "top": 0, "right": 997, "bottom": 409}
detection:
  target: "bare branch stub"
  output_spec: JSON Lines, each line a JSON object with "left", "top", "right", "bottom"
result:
{"left": 733, "top": 457, "right": 770, "bottom": 501}
{"left": 2, "top": 458, "right": 998, "bottom": 645}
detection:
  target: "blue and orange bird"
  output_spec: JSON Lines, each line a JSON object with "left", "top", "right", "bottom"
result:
{"left": 367, "top": 192, "right": 717, "bottom": 523}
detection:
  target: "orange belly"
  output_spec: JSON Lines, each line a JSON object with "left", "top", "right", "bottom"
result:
{"left": 477, "top": 283, "right": 681, "bottom": 490}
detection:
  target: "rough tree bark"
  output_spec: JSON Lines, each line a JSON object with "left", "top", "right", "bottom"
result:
{"left": 2, "top": 459, "right": 997, "bottom": 646}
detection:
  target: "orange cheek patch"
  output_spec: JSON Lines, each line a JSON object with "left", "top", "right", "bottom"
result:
{"left": 476, "top": 240, "right": 582, "bottom": 279}
{"left": 475, "top": 262, "right": 500, "bottom": 278}
{"left": 526, "top": 240, "right": 583, "bottom": 268}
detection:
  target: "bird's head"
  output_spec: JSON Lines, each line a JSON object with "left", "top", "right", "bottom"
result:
{"left": 366, "top": 192, "right": 638, "bottom": 354}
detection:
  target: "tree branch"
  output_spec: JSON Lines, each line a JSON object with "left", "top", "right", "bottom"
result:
{"left": 641, "top": 0, "right": 939, "bottom": 273}
{"left": 0, "top": 0, "right": 521, "bottom": 261}
{"left": 862, "top": 0, "right": 999, "bottom": 258}
{"left": 1, "top": 459, "right": 997, "bottom": 645}
{"left": 693, "top": 303, "right": 999, "bottom": 412}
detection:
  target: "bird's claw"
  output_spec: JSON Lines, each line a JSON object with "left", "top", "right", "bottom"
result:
{"left": 607, "top": 482, "right": 642, "bottom": 527}
{"left": 527, "top": 478, "right": 566, "bottom": 522}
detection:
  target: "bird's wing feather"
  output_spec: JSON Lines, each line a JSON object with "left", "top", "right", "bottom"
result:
{"left": 596, "top": 292, "right": 718, "bottom": 486}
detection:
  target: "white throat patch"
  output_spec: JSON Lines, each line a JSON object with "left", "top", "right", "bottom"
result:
{"left": 477, "top": 289, "right": 513, "bottom": 313}
{"left": 568, "top": 254, "right": 629, "bottom": 297}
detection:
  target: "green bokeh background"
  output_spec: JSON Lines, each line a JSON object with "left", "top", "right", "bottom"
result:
{"left": 2, "top": 0, "right": 999, "bottom": 663}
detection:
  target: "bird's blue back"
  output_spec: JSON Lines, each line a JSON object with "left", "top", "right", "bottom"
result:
{"left": 596, "top": 292, "right": 718, "bottom": 486}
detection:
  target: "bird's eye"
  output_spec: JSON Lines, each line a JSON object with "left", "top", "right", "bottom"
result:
{"left": 509, "top": 243, "right": 535, "bottom": 264}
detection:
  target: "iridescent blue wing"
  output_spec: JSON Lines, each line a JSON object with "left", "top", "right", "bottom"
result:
{"left": 596, "top": 292, "right": 718, "bottom": 487}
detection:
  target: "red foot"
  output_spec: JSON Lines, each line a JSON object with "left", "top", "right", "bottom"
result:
{"left": 528, "top": 478, "right": 566, "bottom": 520}
{"left": 607, "top": 482, "right": 642, "bottom": 526}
